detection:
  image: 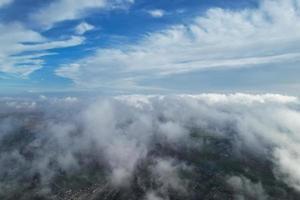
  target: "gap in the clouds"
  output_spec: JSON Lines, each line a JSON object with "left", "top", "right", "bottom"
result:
{"left": 0, "top": 0, "right": 50, "bottom": 25}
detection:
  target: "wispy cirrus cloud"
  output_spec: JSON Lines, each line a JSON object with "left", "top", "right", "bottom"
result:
{"left": 31, "top": 0, "right": 134, "bottom": 29}
{"left": 56, "top": 0, "right": 300, "bottom": 90}
{"left": 0, "top": 0, "right": 134, "bottom": 78}
{"left": 0, "top": 23, "right": 84, "bottom": 76}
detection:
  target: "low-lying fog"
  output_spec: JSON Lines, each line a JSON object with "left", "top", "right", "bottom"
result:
{"left": 0, "top": 93, "right": 300, "bottom": 200}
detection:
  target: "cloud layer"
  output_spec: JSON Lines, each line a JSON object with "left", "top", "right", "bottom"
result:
{"left": 0, "top": 93, "right": 300, "bottom": 199}
{"left": 31, "top": 0, "right": 134, "bottom": 29}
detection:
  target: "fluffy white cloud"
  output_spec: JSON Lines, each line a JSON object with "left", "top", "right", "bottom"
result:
{"left": 81, "top": 93, "right": 300, "bottom": 190}
{"left": 56, "top": 0, "right": 300, "bottom": 89}
{"left": 150, "top": 158, "right": 189, "bottom": 192}
{"left": 1, "top": 93, "right": 300, "bottom": 195}
{"left": 227, "top": 176, "right": 267, "bottom": 199}
{"left": 75, "top": 22, "right": 95, "bottom": 35}
{"left": 31, "top": 0, "right": 134, "bottom": 28}
{"left": 147, "top": 9, "right": 165, "bottom": 18}
{"left": 115, "top": 93, "right": 300, "bottom": 191}
{"left": 0, "top": 23, "right": 84, "bottom": 76}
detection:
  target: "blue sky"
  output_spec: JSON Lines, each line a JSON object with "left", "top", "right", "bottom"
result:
{"left": 0, "top": 0, "right": 299, "bottom": 95}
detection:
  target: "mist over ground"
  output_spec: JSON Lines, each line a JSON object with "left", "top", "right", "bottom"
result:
{"left": 0, "top": 93, "right": 300, "bottom": 200}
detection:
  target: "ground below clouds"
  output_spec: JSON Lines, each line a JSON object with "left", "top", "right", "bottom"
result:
{"left": 0, "top": 94, "right": 300, "bottom": 200}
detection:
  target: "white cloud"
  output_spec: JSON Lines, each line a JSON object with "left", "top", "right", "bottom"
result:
{"left": 1, "top": 93, "right": 300, "bottom": 194}
{"left": 56, "top": 0, "right": 300, "bottom": 89}
{"left": 31, "top": 0, "right": 134, "bottom": 28}
{"left": 0, "top": 23, "right": 84, "bottom": 76}
{"left": 147, "top": 9, "right": 165, "bottom": 18}
{"left": 75, "top": 22, "right": 95, "bottom": 35}
{"left": 227, "top": 176, "right": 267, "bottom": 199}
{"left": 150, "top": 158, "right": 189, "bottom": 192}
{"left": 179, "top": 93, "right": 298, "bottom": 105}
{"left": 0, "top": 0, "right": 13, "bottom": 8}
{"left": 0, "top": 0, "right": 135, "bottom": 77}
{"left": 144, "top": 192, "right": 164, "bottom": 200}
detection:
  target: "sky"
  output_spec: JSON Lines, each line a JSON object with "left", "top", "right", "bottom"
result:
{"left": 0, "top": 0, "right": 299, "bottom": 95}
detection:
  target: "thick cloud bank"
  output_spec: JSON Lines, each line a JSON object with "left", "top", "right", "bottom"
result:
{"left": 0, "top": 93, "right": 300, "bottom": 199}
